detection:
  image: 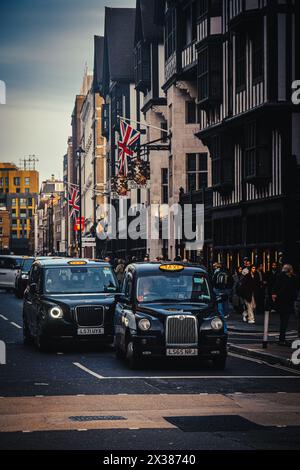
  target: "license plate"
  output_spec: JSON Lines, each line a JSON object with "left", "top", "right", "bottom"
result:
{"left": 166, "top": 348, "right": 198, "bottom": 356}
{"left": 77, "top": 327, "right": 104, "bottom": 335}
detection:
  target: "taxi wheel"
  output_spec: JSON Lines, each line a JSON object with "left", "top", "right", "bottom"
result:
{"left": 23, "top": 315, "right": 33, "bottom": 345}
{"left": 115, "top": 342, "right": 125, "bottom": 360}
{"left": 126, "top": 341, "right": 140, "bottom": 370}
{"left": 211, "top": 352, "right": 227, "bottom": 370}
{"left": 35, "top": 327, "right": 51, "bottom": 353}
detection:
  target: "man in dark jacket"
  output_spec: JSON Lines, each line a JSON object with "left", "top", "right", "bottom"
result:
{"left": 266, "top": 262, "right": 280, "bottom": 311}
{"left": 272, "top": 264, "right": 299, "bottom": 345}
{"left": 212, "top": 263, "right": 233, "bottom": 319}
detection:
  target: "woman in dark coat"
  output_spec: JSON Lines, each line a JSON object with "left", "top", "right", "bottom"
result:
{"left": 239, "top": 265, "right": 261, "bottom": 324}
{"left": 272, "top": 264, "right": 299, "bottom": 345}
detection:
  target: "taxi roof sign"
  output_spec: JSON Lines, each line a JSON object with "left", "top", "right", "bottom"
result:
{"left": 159, "top": 264, "right": 184, "bottom": 272}
{"left": 67, "top": 260, "right": 87, "bottom": 266}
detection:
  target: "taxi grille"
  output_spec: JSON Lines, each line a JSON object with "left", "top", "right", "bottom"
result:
{"left": 166, "top": 315, "right": 198, "bottom": 346}
{"left": 75, "top": 305, "right": 104, "bottom": 327}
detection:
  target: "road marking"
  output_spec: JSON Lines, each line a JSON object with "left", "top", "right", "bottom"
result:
{"left": 73, "top": 362, "right": 104, "bottom": 379}
{"left": 35, "top": 395, "right": 44, "bottom": 398}
{"left": 34, "top": 383, "right": 49, "bottom": 386}
{"left": 77, "top": 429, "right": 87, "bottom": 431}
{"left": 10, "top": 321, "right": 21, "bottom": 329}
{"left": 229, "top": 351, "right": 300, "bottom": 375}
{"left": 22, "top": 430, "right": 32, "bottom": 433}
{"left": 0, "top": 314, "right": 8, "bottom": 321}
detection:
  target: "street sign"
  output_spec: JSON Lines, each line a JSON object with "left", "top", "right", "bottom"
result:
{"left": 82, "top": 237, "right": 96, "bottom": 247}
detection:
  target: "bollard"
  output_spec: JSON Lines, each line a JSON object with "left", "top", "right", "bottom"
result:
{"left": 262, "top": 310, "right": 270, "bottom": 349}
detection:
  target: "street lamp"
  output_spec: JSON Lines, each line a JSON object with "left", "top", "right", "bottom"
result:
{"left": 49, "top": 192, "right": 55, "bottom": 255}
{"left": 76, "top": 147, "right": 85, "bottom": 258}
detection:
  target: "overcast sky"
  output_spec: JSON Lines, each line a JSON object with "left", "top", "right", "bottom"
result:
{"left": 0, "top": 0, "right": 135, "bottom": 184}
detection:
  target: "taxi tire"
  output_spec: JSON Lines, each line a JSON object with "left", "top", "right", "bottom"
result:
{"left": 35, "top": 327, "right": 51, "bottom": 353}
{"left": 115, "top": 342, "right": 126, "bottom": 360}
{"left": 126, "top": 340, "right": 141, "bottom": 370}
{"left": 211, "top": 352, "right": 227, "bottom": 370}
{"left": 23, "top": 315, "right": 33, "bottom": 345}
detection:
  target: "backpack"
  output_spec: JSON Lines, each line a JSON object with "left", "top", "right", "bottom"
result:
{"left": 213, "top": 270, "right": 232, "bottom": 289}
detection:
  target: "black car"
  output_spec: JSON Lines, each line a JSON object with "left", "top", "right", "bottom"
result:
{"left": 114, "top": 262, "right": 228, "bottom": 369}
{"left": 23, "top": 258, "right": 119, "bottom": 351}
{"left": 15, "top": 256, "right": 35, "bottom": 298}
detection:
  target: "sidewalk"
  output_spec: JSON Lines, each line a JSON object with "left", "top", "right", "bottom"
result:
{"left": 227, "top": 309, "right": 300, "bottom": 370}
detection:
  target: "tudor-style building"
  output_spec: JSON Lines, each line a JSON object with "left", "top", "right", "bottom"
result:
{"left": 134, "top": 0, "right": 169, "bottom": 259}
{"left": 101, "top": 7, "right": 139, "bottom": 260}
{"left": 175, "top": 0, "right": 300, "bottom": 269}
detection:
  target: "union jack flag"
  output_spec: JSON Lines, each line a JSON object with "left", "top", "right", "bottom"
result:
{"left": 68, "top": 187, "right": 80, "bottom": 218}
{"left": 118, "top": 120, "right": 140, "bottom": 176}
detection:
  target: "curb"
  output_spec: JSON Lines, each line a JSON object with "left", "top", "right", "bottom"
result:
{"left": 228, "top": 343, "right": 300, "bottom": 371}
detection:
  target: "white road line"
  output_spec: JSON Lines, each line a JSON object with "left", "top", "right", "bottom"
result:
{"left": 73, "top": 362, "right": 104, "bottom": 379}
{"left": 10, "top": 321, "right": 21, "bottom": 329}
{"left": 77, "top": 429, "right": 87, "bottom": 432}
{"left": 0, "top": 314, "right": 8, "bottom": 321}
{"left": 229, "top": 351, "right": 300, "bottom": 375}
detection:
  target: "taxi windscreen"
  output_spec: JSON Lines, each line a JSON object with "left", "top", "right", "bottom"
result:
{"left": 22, "top": 258, "right": 34, "bottom": 272}
{"left": 44, "top": 266, "right": 118, "bottom": 294}
{"left": 136, "top": 272, "right": 212, "bottom": 304}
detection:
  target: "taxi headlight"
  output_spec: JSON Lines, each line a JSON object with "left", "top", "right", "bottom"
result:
{"left": 49, "top": 306, "right": 63, "bottom": 319}
{"left": 138, "top": 318, "right": 151, "bottom": 331}
{"left": 211, "top": 317, "right": 223, "bottom": 330}
{"left": 21, "top": 274, "right": 29, "bottom": 280}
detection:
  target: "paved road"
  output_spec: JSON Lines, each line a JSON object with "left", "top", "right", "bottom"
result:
{"left": 0, "top": 289, "right": 300, "bottom": 450}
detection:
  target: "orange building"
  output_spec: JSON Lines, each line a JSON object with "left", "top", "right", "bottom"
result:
{"left": 0, "top": 162, "right": 39, "bottom": 254}
{"left": 0, "top": 209, "right": 10, "bottom": 253}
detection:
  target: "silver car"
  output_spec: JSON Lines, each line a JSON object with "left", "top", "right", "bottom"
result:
{"left": 0, "top": 255, "right": 23, "bottom": 290}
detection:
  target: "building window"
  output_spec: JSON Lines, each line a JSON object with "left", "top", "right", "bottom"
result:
{"left": 12, "top": 198, "right": 16, "bottom": 206}
{"left": 160, "top": 122, "right": 168, "bottom": 143}
{"left": 25, "top": 177, "right": 30, "bottom": 186}
{"left": 186, "top": 153, "right": 208, "bottom": 192}
{"left": 27, "top": 197, "right": 33, "bottom": 206}
{"left": 211, "top": 135, "right": 221, "bottom": 186}
{"left": 252, "top": 22, "right": 264, "bottom": 82}
{"left": 0, "top": 227, "right": 2, "bottom": 235}
{"left": 169, "top": 155, "right": 173, "bottom": 198}
{"left": 161, "top": 168, "right": 169, "bottom": 204}
{"left": 244, "top": 121, "right": 256, "bottom": 178}
{"left": 0, "top": 177, "right": 3, "bottom": 186}
{"left": 198, "top": 48, "right": 209, "bottom": 101}
{"left": 12, "top": 219, "right": 17, "bottom": 228}
{"left": 20, "top": 198, "right": 26, "bottom": 206}
{"left": 11, "top": 230, "right": 18, "bottom": 239}
{"left": 168, "top": 104, "right": 173, "bottom": 128}
{"left": 165, "top": 7, "right": 176, "bottom": 60}
{"left": 5, "top": 177, "right": 9, "bottom": 186}
{"left": 186, "top": 101, "right": 196, "bottom": 124}
{"left": 197, "top": 0, "right": 208, "bottom": 18}
{"left": 236, "top": 33, "right": 246, "bottom": 90}
{"left": 13, "top": 177, "right": 20, "bottom": 186}
{"left": 25, "top": 188, "right": 30, "bottom": 194}
{"left": 16, "top": 188, "right": 20, "bottom": 193}
{"left": 28, "top": 209, "right": 33, "bottom": 217}
{"left": 183, "top": 1, "right": 197, "bottom": 46}
{"left": 0, "top": 217, "right": 2, "bottom": 223}
{"left": 20, "top": 210, "right": 26, "bottom": 218}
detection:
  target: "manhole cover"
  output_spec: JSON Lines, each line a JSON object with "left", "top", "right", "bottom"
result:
{"left": 164, "top": 415, "right": 266, "bottom": 432}
{"left": 69, "top": 415, "right": 126, "bottom": 422}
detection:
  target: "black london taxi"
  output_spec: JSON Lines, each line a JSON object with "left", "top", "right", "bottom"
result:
{"left": 15, "top": 256, "right": 35, "bottom": 298}
{"left": 114, "top": 262, "right": 228, "bottom": 369}
{"left": 23, "top": 258, "right": 119, "bottom": 351}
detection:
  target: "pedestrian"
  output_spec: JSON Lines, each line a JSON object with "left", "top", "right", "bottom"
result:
{"left": 239, "top": 265, "right": 261, "bottom": 324}
{"left": 256, "top": 264, "right": 267, "bottom": 315}
{"left": 144, "top": 255, "right": 150, "bottom": 262}
{"left": 295, "top": 289, "right": 300, "bottom": 339}
{"left": 266, "top": 262, "right": 280, "bottom": 312}
{"left": 212, "top": 263, "right": 233, "bottom": 319}
{"left": 174, "top": 255, "right": 182, "bottom": 262}
{"left": 272, "top": 264, "right": 299, "bottom": 346}
{"left": 115, "top": 258, "right": 125, "bottom": 284}
{"left": 232, "top": 266, "right": 244, "bottom": 315}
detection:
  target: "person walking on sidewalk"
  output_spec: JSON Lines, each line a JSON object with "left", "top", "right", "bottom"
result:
{"left": 239, "top": 265, "right": 261, "bottom": 324}
{"left": 266, "top": 262, "right": 280, "bottom": 312}
{"left": 272, "top": 264, "right": 299, "bottom": 346}
{"left": 115, "top": 259, "right": 125, "bottom": 285}
{"left": 256, "top": 264, "right": 267, "bottom": 315}
{"left": 212, "top": 263, "right": 233, "bottom": 319}
{"left": 232, "top": 266, "right": 244, "bottom": 315}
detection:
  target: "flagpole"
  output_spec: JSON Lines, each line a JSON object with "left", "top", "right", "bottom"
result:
{"left": 117, "top": 115, "right": 169, "bottom": 134}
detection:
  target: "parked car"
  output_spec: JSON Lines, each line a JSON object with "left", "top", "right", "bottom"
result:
{"left": 0, "top": 255, "right": 23, "bottom": 291}
{"left": 15, "top": 256, "right": 35, "bottom": 298}
{"left": 114, "top": 262, "right": 228, "bottom": 369}
{"left": 23, "top": 258, "right": 119, "bottom": 351}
